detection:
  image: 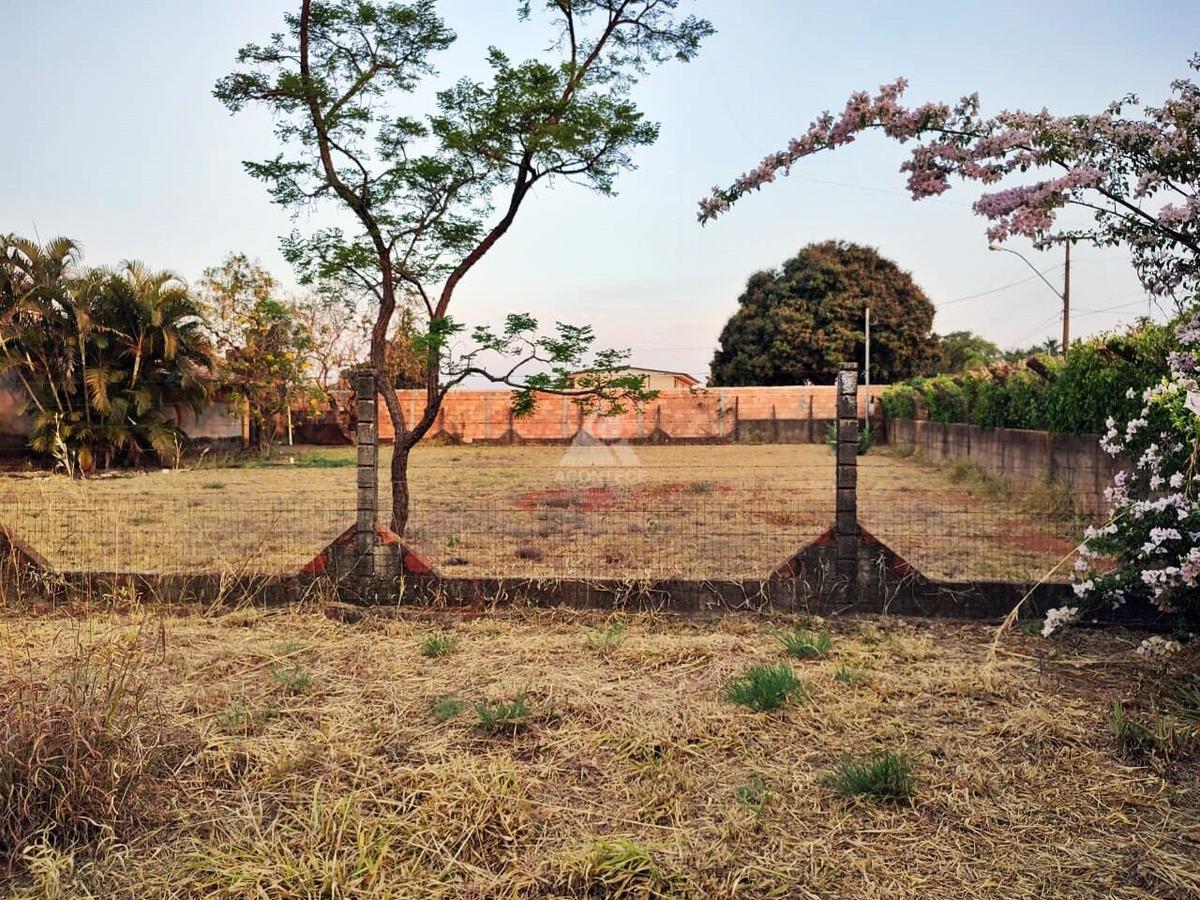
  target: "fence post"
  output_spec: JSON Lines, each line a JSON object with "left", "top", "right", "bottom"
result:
{"left": 835, "top": 362, "right": 859, "bottom": 601}
{"left": 354, "top": 369, "right": 378, "bottom": 585}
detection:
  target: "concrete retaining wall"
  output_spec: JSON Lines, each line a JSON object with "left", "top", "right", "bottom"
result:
{"left": 888, "top": 418, "right": 1119, "bottom": 515}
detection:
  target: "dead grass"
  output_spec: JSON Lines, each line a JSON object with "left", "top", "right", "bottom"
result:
{"left": 0, "top": 604, "right": 1196, "bottom": 898}
{"left": 0, "top": 444, "right": 1084, "bottom": 583}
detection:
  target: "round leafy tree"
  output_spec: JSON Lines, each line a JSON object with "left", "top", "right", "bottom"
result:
{"left": 710, "top": 241, "right": 938, "bottom": 386}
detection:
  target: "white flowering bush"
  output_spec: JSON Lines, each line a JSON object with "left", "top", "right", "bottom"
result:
{"left": 1060, "top": 308, "right": 1200, "bottom": 633}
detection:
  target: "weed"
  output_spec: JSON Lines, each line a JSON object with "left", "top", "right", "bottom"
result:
{"left": 584, "top": 622, "right": 626, "bottom": 653}
{"left": 825, "top": 750, "right": 916, "bottom": 801}
{"left": 0, "top": 645, "right": 183, "bottom": 869}
{"left": 1110, "top": 701, "right": 1190, "bottom": 757}
{"left": 724, "top": 664, "right": 805, "bottom": 712}
{"left": 433, "top": 696, "right": 468, "bottom": 723}
{"left": 1017, "top": 621, "right": 1043, "bottom": 636}
{"left": 420, "top": 633, "right": 460, "bottom": 658}
{"left": 475, "top": 694, "right": 530, "bottom": 732}
{"left": 200, "top": 482, "right": 226, "bottom": 490}
{"left": 689, "top": 481, "right": 715, "bottom": 494}
{"left": 216, "top": 699, "right": 278, "bottom": 735}
{"left": 562, "top": 837, "right": 678, "bottom": 898}
{"left": 735, "top": 774, "right": 769, "bottom": 809}
{"left": 779, "top": 628, "right": 832, "bottom": 659}
{"left": 834, "top": 665, "right": 866, "bottom": 686}
{"left": 515, "top": 544, "right": 545, "bottom": 561}
{"left": 268, "top": 662, "right": 313, "bottom": 695}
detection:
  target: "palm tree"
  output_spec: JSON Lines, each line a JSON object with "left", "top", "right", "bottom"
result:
{"left": 2, "top": 235, "right": 216, "bottom": 470}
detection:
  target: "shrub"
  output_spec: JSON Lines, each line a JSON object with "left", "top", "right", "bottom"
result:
{"left": 420, "top": 633, "right": 460, "bottom": 658}
{"left": 825, "top": 750, "right": 916, "bottom": 801}
{"left": 0, "top": 646, "right": 185, "bottom": 868}
{"left": 824, "top": 422, "right": 875, "bottom": 455}
{"left": 779, "top": 628, "right": 832, "bottom": 659}
{"left": 724, "top": 664, "right": 805, "bottom": 711}
{"left": 475, "top": 694, "right": 530, "bottom": 732}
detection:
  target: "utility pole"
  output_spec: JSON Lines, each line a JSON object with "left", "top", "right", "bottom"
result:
{"left": 1061, "top": 243, "right": 1070, "bottom": 354}
{"left": 864, "top": 306, "right": 871, "bottom": 417}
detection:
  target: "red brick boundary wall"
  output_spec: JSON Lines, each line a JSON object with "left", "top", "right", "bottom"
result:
{"left": 376, "top": 385, "right": 885, "bottom": 444}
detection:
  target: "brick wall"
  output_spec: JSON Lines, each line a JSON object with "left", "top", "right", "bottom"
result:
{"left": 377, "top": 385, "right": 885, "bottom": 444}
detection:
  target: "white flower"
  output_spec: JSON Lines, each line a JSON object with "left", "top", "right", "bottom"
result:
{"left": 1042, "top": 606, "right": 1080, "bottom": 637}
{"left": 1135, "top": 636, "right": 1182, "bottom": 657}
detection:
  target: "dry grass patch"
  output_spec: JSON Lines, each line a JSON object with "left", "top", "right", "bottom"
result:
{"left": 0, "top": 605, "right": 1196, "bottom": 897}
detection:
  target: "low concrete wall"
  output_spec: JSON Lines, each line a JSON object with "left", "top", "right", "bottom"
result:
{"left": 888, "top": 419, "right": 1119, "bottom": 515}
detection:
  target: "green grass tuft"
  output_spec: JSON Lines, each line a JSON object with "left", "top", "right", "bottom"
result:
{"left": 475, "top": 694, "right": 530, "bottom": 732}
{"left": 779, "top": 628, "right": 832, "bottom": 660}
{"left": 724, "top": 664, "right": 805, "bottom": 712}
{"left": 420, "top": 633, "right": 460, "bottom": 658}
{"left": 268, "top": 662, "right": 312, "bottom": 695}
{"left": 432, "top": 696, "right": 468, "bottom": 723}
{"left": 584, "top": 622, "right": 626, "bottom": 653}
{"left": 825, "top": 750, "right": 916, "bottom": 801}
{"left": 834, "top": 665, "right": 866, "bottom": 685}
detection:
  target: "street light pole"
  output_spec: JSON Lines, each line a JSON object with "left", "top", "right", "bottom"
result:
{"left": 988, "top": 242, "right": 1071, "bottom": 355}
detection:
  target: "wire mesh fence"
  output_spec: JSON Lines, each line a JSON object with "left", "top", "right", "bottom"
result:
{"left": 0, "top": 440, "right": 1103, "bottom": 584}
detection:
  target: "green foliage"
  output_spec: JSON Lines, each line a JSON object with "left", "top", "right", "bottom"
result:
{"left": 199, "top": 254, "right": 322, "bottom": 457}
{"left": 419, "top": 633, "right": 460, "bottom": 658}
{"left": 583, "top": 622, "right": 626, "bottom": 653}
{"left": 825, "top": 750, "right": 916, "bottom": 801}
{"left": 824, "top": 422, "right": 875, "bottom": 455}
{"left": 268, "top": 662, "right": 313, "bottom": 695}
{"left": 734, "top": 774, "right": 770, "bottom": 809}
{"left": 711, "top": 241, "right": 940, "bottom": 386}
{"left": 1110, "top": 701, "right": 1192, "bottom": 758}
{"left": 880, "top": 318, "right": 1173, "bottom": 435}
{"left": 938, "top": 330, "right": 1001, "bottom": 372}
{"left": 724, "top": 664, "right": 805, "bottom": 712}
{"left": 216, "top": 699, "right": 279, "bottom": 736}
{"left": 474, "top": 694, "right": 530, "bottom": 732}
{"left": 834, "top": 665, "right": 866, "bottom": 685}
{"left": 432, "top": 696, "right": 468, "bottom": 723}
{"left": 779, "top": 628, "right": 832, "bottom": 659}
{"left": 1, "top": 235, "right": 215, "bottom": 470}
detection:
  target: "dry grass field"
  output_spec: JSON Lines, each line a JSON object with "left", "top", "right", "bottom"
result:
{"left": 1, "top": 603, "right": 1197, "bottom": 898}
{"left": 0, "top": 444, "right": 1085, "bottom": 582}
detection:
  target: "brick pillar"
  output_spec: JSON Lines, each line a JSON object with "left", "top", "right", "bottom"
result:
{"left": 835, "top": 362, "right": 859, "bottom": 601}
{"left": 354, "top": 369, "right": 378, "bottom": 583}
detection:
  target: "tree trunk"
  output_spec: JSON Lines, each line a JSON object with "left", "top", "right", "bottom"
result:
{"left": 389, "top": 436, "right": 411, "bottom": 536}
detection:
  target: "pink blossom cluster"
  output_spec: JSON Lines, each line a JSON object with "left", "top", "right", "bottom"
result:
{"left": 699, "top": 54, "right": 1200, "bottom": 300}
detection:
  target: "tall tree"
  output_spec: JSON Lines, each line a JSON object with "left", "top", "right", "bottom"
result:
{"left": 938, "top": 330, "right": 1001, "bottom": 372}
{"left": 710, "top": 241, "right": 938, "bottom": 386}
{"left": 215, "top": 0, "right": 712, "bottom": 534}
{"left": 199, "top": 254, "right": 320, "bottom": 455}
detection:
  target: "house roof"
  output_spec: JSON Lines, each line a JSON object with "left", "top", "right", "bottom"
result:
{"left": 568, "top": 367, "right": 700, "bottom": 385}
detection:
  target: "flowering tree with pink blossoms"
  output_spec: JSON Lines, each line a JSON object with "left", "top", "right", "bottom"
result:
{"left": 699, "top": 55, "right": 1200, "bottom": 632}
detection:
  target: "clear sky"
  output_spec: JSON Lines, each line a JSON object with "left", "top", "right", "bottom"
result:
{"left": 5, "top": 1, "right": 1199, "bottom": 382}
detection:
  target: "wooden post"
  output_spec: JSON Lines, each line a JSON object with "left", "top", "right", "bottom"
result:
{"left": 354, "top": 369, "right": 378, "bottom": 583}
{"left": 835, "top": 363, "right": 859, "bottom": 601}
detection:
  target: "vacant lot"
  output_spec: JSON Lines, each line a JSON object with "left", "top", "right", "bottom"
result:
{"left": 1, "top": 605, "right": 1196, "bottom": 898}
{"left": 0, "top": 444, "right": 1084, "bottom": 581}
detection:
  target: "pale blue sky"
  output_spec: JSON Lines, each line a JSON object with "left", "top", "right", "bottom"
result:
{"left": 4, "top": 1, "right": 1198, "bottom": 381}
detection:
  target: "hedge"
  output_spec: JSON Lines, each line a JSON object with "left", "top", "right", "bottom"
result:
{"left": 880, "top": 318, "right": 1173, "bottom": 435}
